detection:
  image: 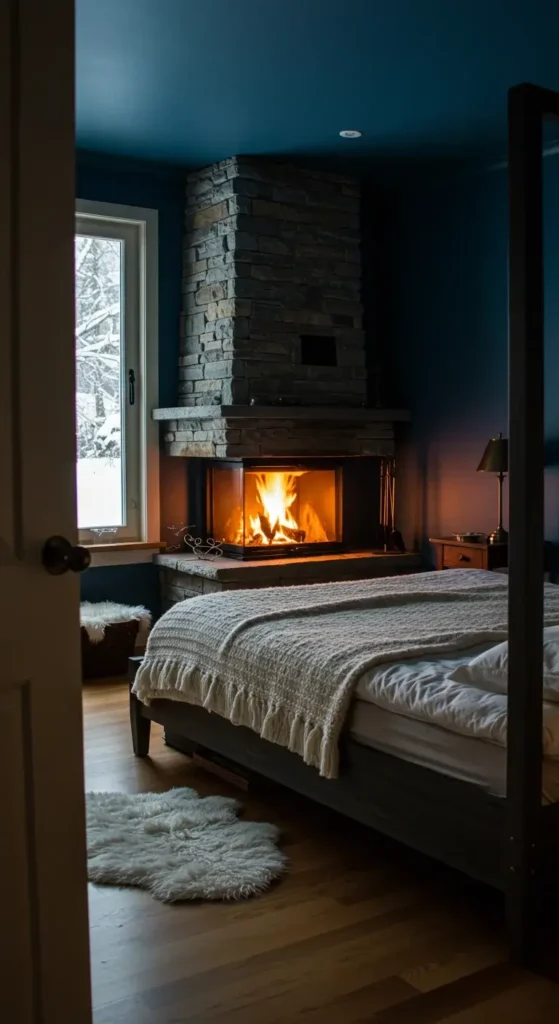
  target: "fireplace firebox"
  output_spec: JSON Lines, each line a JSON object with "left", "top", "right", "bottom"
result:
{"left": 187, "top": 457, "right": 381, "bottom": 560}
{"left": 211, "top": 459, "right": 341, "bottom": 558}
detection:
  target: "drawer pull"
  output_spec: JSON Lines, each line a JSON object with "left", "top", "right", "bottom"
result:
{"left": 459, "top": 554, "right": 470, "bottom": 562}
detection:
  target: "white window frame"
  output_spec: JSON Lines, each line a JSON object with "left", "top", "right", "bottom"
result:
{"left": 75, "top": 200, "right": 159, "bottom": 553}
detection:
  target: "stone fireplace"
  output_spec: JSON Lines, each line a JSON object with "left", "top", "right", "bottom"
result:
{"left": 154, "top": 156, "right": 420, "bottom": 596}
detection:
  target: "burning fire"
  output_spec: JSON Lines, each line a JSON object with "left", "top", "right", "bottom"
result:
{"left": 241, "top": 471, "right": 329, "bottom": 546}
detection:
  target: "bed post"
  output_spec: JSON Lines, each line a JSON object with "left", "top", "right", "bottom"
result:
{"left": 507, "top": 83, "right": 549, "bottom": 963}
{"left": 128, "top": 655, "right": 151, "bottom": 757}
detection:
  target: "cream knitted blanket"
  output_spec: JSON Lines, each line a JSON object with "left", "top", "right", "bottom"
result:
{"left": 133, "top": 569, "right": 559, "bottom": 778}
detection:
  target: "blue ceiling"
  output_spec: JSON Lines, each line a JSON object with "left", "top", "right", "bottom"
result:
{"left": 76, "top": 0, "right": 559, "bottom": 168}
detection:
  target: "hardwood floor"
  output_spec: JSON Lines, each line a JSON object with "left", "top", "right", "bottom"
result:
{"left": 84, "top": 682, "right": 559, "bottom": 1023}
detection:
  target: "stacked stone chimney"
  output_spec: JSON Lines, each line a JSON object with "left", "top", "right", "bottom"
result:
{"left": 154, "top": 157, "right": 407, "bottom": 458}
{"left": 179, "top": 157, "right": 366, "bottom": 408}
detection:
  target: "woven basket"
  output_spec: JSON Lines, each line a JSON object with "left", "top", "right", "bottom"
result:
{"left": 81, "top": 619, "right": 140, "bottom": 679}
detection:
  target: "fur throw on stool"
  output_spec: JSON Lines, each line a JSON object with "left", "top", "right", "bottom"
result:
{"left": 80, "top": 601, "right": 152, "bottom": 645}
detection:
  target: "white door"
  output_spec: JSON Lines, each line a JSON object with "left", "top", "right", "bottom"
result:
{"left": 0, "top": 2, "right": 92, "bottom": 1021}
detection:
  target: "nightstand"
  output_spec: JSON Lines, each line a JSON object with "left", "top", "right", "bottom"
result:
{"left": 429, "top": 537, "right": 508, "bottom": 572}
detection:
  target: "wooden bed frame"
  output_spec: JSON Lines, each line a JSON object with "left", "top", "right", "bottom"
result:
{"left": 129, "top": 659, "right": 559, "bottom": 896}
{"left": 129, "top": 84, "right": 559, "bottom": 965}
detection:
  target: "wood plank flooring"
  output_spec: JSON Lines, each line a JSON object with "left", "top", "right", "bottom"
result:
{"left": 84, "top": 682, "right": 559, "bottom": 1023}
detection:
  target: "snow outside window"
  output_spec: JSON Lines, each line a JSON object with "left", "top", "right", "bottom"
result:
{"left": 75, "top": 204, "right": 159, "bottom": 546}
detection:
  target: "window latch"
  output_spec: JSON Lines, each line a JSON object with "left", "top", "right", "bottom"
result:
{"left": 128, "top": 368, "right": 135, "bottom": 406}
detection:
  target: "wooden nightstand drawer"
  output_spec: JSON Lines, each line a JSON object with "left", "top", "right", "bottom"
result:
{"left": 430, "top": 537, "right": 507, "bottom": 572}
{"left": 442, "top": 545, "right": 484, "bottom": 569}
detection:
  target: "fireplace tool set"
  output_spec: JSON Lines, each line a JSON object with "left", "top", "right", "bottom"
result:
{"left": 379, "top": 458, "right": 405, "bottom": 552}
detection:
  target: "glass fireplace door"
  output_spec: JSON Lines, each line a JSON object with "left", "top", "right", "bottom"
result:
{"left": 209, "top": 460, "right": 342, "bottom": 559}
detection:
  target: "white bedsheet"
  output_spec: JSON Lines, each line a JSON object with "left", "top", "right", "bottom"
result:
{"left": 353, "top": 645, "right": 559, "bottom": 756}
{"left": 349, "top": 700, "right": 559, "bottom": 802}
{"left": 350, "top": 646, "right": 559, "bottom": 800}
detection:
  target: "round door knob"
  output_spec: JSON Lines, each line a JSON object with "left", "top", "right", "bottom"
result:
{"left": 42, "top": 535, "right": 91, "bottom": 575}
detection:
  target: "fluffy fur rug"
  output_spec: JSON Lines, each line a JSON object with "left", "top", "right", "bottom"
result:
{"left": 86, "top": 788, "right": 286, "bottom": 902}
{"left": 80, "top": 601, "right": 151, "bottom": 644}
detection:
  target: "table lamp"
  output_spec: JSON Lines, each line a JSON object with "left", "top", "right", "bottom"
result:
{"left": 477, "top": 432, "right": 508, "bottom": 544}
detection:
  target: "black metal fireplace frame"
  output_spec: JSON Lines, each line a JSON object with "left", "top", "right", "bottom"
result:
{"left": 187, "top": 455, "right": 381, "bottom": 561}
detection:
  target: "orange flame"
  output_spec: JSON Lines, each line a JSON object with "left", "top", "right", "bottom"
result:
{"left": 240, "top": 471, "right": 329, "bottom": 546}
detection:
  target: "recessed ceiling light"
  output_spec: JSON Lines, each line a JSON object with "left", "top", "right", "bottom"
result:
{"left": 339, "top": 129, "right": 362, "bottom": 138}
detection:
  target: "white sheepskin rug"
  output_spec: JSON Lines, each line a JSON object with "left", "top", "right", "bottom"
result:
{"left": 86, "top": 787, "right": 286, "bottom": 902}
{"left": 80, "top": 601, "right": 151, "bottom": 644}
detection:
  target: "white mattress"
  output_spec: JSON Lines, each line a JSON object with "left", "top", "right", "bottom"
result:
{"left": 348, "top": 646, "right": 559, "bottom": 801}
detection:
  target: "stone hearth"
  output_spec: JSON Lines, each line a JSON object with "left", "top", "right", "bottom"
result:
{"left": 157, "top": 551, "right": 422, "bottom": 611}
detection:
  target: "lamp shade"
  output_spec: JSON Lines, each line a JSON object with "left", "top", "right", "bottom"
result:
{"left": 477, "top": 434, "right": 508, "bottom": 474}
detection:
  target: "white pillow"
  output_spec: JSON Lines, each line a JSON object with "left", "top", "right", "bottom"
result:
{"left": 450, "top": 624, "right": 559, "bottom": 702}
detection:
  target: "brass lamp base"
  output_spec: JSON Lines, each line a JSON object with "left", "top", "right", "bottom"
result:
{"left": 489, "top": 526, "right": 508, "bottom": 544}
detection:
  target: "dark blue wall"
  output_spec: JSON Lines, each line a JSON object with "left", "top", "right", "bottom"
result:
{"left": 76, "top": 150, "right": 185, "bottom": 407}
{"left": 380, "top": 152, "right": 559, "bottom": 561}
{"left": 80, "top": 563, "right": 162, "bottom": 617}
{"left": 77, "top": 151, "right": 185, "bottom": 616}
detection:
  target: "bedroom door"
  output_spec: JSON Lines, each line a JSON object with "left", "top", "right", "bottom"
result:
{"left": 0, "top": 2, "right": 91, "bottom": 1021}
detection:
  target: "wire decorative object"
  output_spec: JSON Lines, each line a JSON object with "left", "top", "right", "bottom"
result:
{"left": 165, "top": 523, "right": 190, "bottom": 552}
{"left": 166, "top": 523, "right": 223, "bottom": 561}
{"left": 87, "top": 527, "right": 119, "bottom": 540}
{"left": 183, "top": 533, "right": 223, "bottom": 561}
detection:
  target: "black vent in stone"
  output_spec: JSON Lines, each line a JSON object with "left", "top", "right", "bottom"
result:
{"left": 300, "top": 335, "right": 337, "bottom": 367}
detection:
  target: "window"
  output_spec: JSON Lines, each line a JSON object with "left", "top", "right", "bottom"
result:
{"left": 74, "top": 201, "right": 159, "bottom": 548}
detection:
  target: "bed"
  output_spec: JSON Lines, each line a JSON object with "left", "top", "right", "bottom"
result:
{"left": 129, "top": 567, "right": 559, "bottom": 911}
{"left": 131, "top": 640, "right": 559, "bottom": 804}
{"left": 131, "top": 83, "right": 559, "bottom": 964}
